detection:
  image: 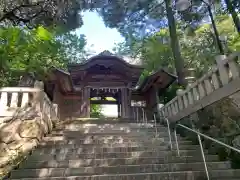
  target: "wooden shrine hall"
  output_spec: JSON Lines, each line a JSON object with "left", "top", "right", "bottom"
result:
{"left": 45, "top": 51, "right": 176, "bottom": 120}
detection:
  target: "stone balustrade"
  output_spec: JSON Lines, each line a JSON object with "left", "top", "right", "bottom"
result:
{"left": 0, "top": 87, "right": 58, "bottom": 122}
{"left": 0, "top": 87, "right": 40, "bottom": 117}
{"left": 0, "top": 86, "right": 59, "bottom": 177}
{"left": 161, "top": 53, "right": 240, "bottom": 122}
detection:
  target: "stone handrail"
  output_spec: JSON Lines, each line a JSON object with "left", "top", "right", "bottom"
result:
{"left": 0, "top": 87, "right": 40, "bottom": 117}
{"left": 0, "top": 87, "right": 59, "bottom": 123}
{"left": 161, "top": 53, "right": 240, "bottom": 122}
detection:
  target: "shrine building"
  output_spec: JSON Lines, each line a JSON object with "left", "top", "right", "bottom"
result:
{"left": 45, "top": 51, "right": 176, "bottom": 121}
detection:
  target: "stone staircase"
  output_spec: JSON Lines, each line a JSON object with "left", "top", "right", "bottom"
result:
{"left": 5, "top": 120, "right": 240, "bottom": 180}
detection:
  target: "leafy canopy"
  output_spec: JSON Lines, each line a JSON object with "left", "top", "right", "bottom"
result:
{"left": 0, "top": 26, "right": 88, "bottom": 87}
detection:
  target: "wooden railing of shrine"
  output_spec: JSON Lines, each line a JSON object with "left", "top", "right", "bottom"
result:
{"left": 0, "top": 87, "right": 59, "bottom": 123}
{"left": 160, "top": 53, "right": 240, "bottom": 122}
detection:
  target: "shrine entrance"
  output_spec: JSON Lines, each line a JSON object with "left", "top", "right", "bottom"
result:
{"left": 47, "top": 50, "right": 176, "bottom": 121}
{"left": 90, "top": 88, "right": 120, "bottom": 117}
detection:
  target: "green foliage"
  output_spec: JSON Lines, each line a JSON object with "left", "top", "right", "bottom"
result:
{"left": 0, "top": 26, "right": 88, "bottom": 87}
{"left": 90, "top": 104, "right": 104, "bottom": 118}
{"left": 215, "top": 15, "right": 240, "bottom": 51}
{"left": 57, "top": 32, "right": 95, "bottom": 63}
{"left": 141, "top": 29, "right": 174, "bottom": 72}
{"left": 115, "top": 14, "right": 240, "bottom": 103}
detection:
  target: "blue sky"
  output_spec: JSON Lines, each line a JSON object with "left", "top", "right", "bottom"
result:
{"left": 75, "top": 11, "right": 124, "bottom": 54}
{"left": 75, "top": 11, "right": 123, "bottom": 116}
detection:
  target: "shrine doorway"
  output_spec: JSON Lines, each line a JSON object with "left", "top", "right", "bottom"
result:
{"left": 90, "top": 88, "right": 121, "bottom": 118}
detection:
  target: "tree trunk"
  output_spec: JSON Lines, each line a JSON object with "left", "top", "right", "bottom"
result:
{"left": 164, "top": 0, "right": 186, "bottom": 86}
{"left": 225, "top": 0, "right": 240, "bottom": 34}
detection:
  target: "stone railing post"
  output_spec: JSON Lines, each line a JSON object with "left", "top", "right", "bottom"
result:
{"left": 215, "top": 55, "right": 229, "bottom": 85}
{"left": 34, "top": 80, "right": 44, "bottom": 112}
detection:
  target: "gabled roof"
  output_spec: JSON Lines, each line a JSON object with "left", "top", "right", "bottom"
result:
{"left": 136, "top": 69, "right": 176, "bottom": 93}
{"left": 68, "top": 50, "right": 143, "bottom": 71}
{"left": 49, "top": 52, "right": 176, "bottom": 94}
{"left": 51, "top": 67, "right": 74, "bottom": 93}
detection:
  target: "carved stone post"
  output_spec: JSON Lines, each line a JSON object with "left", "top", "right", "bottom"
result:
{"left": 52, "top": 84, "right": 63, "bottom": 120}
{"left": 185, "top": 68, "right": 196, "bottom": 88}
{"left": 34, "top": 80, "right": 44, "bottom": 112}
{"left": 215, "top": 55, "right": 228, "bottom": 85}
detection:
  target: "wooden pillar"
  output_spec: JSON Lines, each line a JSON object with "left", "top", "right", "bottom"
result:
{"left": 83, "top": 87, "right": 90, "bottom": 118}
{"left": 121, "top": 88, "right": 130, "bottom": 118}
{"left": 155, "top": 86, "right": 161, "bottom": 123}
{"left": 121, "top": 88, "right": 125, "bottom": 118}
{"left": 117, "top": 100, "right": 121, "bottom": 118}
{"left": 126, "top": 88, "right": 131, "bottom": 118}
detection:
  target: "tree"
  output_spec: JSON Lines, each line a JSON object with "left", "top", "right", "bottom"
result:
{"left": 224, "top": 0, "right": 240, "bottom": 34}
{"left": 57, "top": 32, "right": 91, "bottom": 63}
{"left": 99, "top": 0, "right": 187, "bottom": 85}
{"left": 118, "top": 14, "right": 240, "bottom": 103}
{"left": 177, "top": 0, "right": 240, "bottom": 34}
{"left": 0, "top": 0, "right": 84, "bottom": 30}
{"left": 90, "top": 104, "right": 103, "bottom": 118}
{"left": 164, "top": 0, "right": 186, "bottom": 85}
{"left": 0, "top": 26, "right": 88, "bottom": 87}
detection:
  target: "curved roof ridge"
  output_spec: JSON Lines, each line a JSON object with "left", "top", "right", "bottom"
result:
{"left": 68, "top": 50, "right": 143, "bottom": 69}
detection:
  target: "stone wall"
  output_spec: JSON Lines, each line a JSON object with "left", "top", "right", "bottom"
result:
{"left": 0, "top": 107, "right": 54, "bottom": 178}
{"left": 0, "top": 86, "right": 58, "bottom": 178}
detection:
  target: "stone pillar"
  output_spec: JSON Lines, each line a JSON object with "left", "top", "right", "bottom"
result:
{"left": 34, "top": 80, "right": 44, "bottom": 112}
{"left": 53, "top": 84, "right": 62, "bottom": 120}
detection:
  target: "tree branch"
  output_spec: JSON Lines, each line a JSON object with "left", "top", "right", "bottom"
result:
{"left": 0, "top": 2, "right": 45, "bottom": 24}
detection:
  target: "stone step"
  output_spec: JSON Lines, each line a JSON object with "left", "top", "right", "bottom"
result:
{"left": 54, "top": 127, "right": 168, "bottom": 132}
{"left": 52, "top": 128, "right": 167, "bottom": 135}
{"left": 9, "top": 169, "right": 240, "bottom": 180}
{"left": 38, "top": 138, "right": 192, "bottom": 145}
{"left": 42, "top": 136, "right": 189, "bottom": 144}
{"left": 56, "top": 123, "right": 166, "bottom": 129}
{"left": 51, "top": 130, "right": 172, "bottom": 137}
{"left": 40, "top": 138, "right": 193, "bottom": 148}
{"left": 44, "top": 135, "right": 182, "bottom": 144}
{"left": 38, "top": 140, "right": 166, "bottom": 146}
{"left": 53, "top": 128, "right": 169, "bottom": 134}
{"left": 26, "top": 150, "right": 206, "bottom": 161}
{"left": 45, "top": 131, "right": 173, "bottom": 138}
{"left": 49, "top": 131, "right": 181, "bottom": 140}
{"left": 34, "top": 144, "right": 200, "bottom": 155}
{"left": 20, "top": 155, "right": 219, "bottom": 169}
{"left": 37, "top": 141, "right": 167, "bottom": 148}
{"left": 35, "top": 142, "right": 199, "bottom": 154}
